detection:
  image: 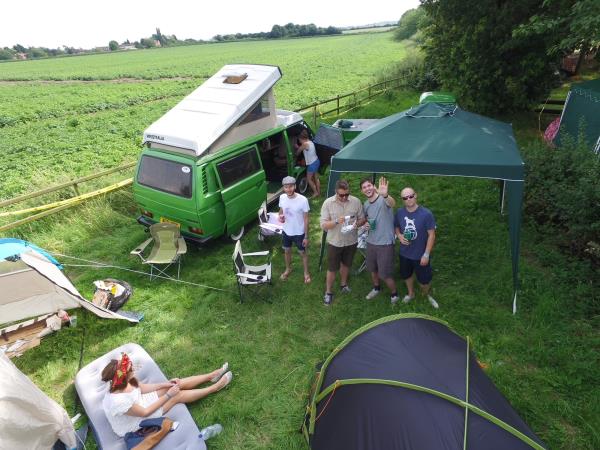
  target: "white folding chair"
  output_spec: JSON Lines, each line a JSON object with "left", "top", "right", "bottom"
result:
{"left": 355, "top": 225, "right": 368, "bottom": 275}
{"left": 257, "top": 201, "right": 283, "bottom": 242}
{"left": 232, "top": 240, "right": 272, "bottom": 303}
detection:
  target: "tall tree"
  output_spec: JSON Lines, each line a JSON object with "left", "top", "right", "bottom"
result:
{"left": 394, "top": 7, "right": 425, "bottom": 41}
{"left": 514, "top": 0, "right": 600, "bottom": 73}
{"left": 420, "top": 0, "right": 558, "bottom": 113}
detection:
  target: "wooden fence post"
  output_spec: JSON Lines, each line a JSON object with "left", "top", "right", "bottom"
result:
{"left": 337, "top": 95, "right": 340, "bottom": 116}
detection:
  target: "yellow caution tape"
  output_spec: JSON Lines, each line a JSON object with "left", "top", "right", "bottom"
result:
{"left": 0, "top": 178, "right": 133, "bottom": 217}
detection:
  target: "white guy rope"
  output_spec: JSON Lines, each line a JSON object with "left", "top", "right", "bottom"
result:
{"left": 50, "top": 252, "right": 232, "bottom": 293}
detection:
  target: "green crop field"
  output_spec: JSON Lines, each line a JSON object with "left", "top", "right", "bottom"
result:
{"left": 0, "top": 32, "right": 405, "bottom": 199}
{"left": 1, "top": 33, "right": 598, "bottom": 450}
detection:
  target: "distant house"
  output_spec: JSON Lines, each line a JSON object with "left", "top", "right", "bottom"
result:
{"left": 154, "top": 40, "right": 162, "bottom": 47}
{"left": 119, "top": 44, "right": 137, "bottom": 51}
{"left": 16, "top": 53, "right": 27, "bottom": 60}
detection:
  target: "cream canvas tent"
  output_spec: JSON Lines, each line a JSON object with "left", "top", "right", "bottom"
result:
{"left": 0, "top": 238, "right": 138, "bottom": 327}
{"left": 0, "top": 351, "right": 77, "bottom": 449}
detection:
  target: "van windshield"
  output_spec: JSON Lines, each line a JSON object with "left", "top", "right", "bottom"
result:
{"left": 138, "top": 155, "right": 193, "bottom": 198}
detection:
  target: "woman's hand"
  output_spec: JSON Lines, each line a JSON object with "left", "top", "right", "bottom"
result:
{"left": 169, "top": 378, "right": 181, "bottom": 386}
{"left": 167, "top": 384, "right": 180, "bottom": 398}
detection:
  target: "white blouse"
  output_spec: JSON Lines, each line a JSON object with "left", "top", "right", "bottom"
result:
{"left": 102, "top": 388, "right": 163, "bottom": 437}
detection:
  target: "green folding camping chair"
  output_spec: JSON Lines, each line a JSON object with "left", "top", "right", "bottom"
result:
{"left": 130, "top": 223, "right": 187, "bottom": 280}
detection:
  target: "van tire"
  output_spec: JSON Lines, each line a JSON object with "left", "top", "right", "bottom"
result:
{"left": 297, "top": 175, "right": 308, "bottom": 194}
{"left": 230, "top": 226, "right": 245, "bottom": 241}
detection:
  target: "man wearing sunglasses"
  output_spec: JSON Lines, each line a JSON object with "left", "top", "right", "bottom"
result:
{"left": 320, "top": 179, "right": 365, "bottom": 306}
{"left": 394, "top": 187, "right": 438, "bottom": 308}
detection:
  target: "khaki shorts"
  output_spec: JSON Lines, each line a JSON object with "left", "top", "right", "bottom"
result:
{"left": 366, "top": 243, "right": 395, "bottom": 279}
{"left": 327, "top": 243, "right": 357, "bottom": 272}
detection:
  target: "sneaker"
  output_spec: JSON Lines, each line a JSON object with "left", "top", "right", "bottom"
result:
{"left": 390, "top": 294, "right": 400, "bottom": 304}
{"left": 402, "top": 294, "right": 414, "bottom": 304}
{"left": 427, "top": 295, "right": 439, "bottom": 309}
{"left": 340, "top": 285, "right": 352, "bottom": 294}
{"left": 323, "top": 293, "right": 333, "bottom": 306}
{"left": 365, "top": 288, "right": 381, "bottom": 300}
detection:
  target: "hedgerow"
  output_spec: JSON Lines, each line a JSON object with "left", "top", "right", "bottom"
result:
{"left": 523, "top": 135, "right": 600, "bottom": 264}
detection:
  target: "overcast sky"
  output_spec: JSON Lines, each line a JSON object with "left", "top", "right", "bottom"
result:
{"left": 0, "top": 0, "right": 420, "bottom": 49}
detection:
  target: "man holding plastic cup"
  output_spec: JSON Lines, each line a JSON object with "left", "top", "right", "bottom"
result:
{"left": 360, "top": 177, "right": 399, "bottom": 303}
{"left": 279, "top": 176, "right": 311, "bottom": 283}
{"left": 320, "top": 179, "right": 365, "bottom": 306}
{"left": 394, "top": 187, "right": 438, "bottom": 308}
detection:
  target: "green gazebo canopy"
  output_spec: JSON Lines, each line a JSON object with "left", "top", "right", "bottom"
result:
{"left": 323, "top": 103, "right": 525, "bottom": 311}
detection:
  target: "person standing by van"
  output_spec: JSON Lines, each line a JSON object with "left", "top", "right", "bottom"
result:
{"left": 279, "top": 176, "right": 311, "bottom": 283}
{"left": 295, "top": 129, "right": 321, "bottom": 198}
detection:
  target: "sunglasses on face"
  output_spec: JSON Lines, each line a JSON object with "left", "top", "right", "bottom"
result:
{"left": 337, "top": 193, "right": 350, "bottom": 198}
{"left": 402, "top": 194, "right": 415, "bottom": 200}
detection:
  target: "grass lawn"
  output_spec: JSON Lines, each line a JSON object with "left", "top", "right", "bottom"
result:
{"left": 7, "top": 92, "right": 599, "bottom": 450}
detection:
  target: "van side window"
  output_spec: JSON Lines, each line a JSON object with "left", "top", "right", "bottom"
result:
{"left": 138, "top": 155, "right": 193, "bottom": 198}
{"left": 216, "top": 148, "right": 261, "bottom": 189}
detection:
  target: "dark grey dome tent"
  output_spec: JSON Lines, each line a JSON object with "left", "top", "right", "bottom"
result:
{"left": 303, "top": 314, "right": 546, "bottom": 450}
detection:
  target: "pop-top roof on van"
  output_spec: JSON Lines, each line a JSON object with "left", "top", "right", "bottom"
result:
{"left": 143, "top": 64, "right": 283, "bottom": 157}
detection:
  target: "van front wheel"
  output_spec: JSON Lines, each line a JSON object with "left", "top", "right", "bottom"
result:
{"left": 230, "top": 226, "right": 245, "bottom": 241}
{"left": 297, "top": 175, "right": 308, "bottom": 194}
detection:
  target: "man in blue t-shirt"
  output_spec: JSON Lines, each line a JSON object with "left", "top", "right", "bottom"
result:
{"left": 394, "top": 187, "right": 439, "bottom": 308}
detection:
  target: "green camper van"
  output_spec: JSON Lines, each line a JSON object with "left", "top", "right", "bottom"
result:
{"left": 133, "top": 64, "right": 315, "bottom": 243}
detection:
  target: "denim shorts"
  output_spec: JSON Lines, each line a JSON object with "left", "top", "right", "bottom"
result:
{"left": 306, "top": 159, "right": 320, "bottom": 173}
{"left": 282, "top": 231, "right": 305, "bottom": 251}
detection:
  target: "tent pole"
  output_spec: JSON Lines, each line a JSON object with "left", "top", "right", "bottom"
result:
{"left": 506, "top": 181, "right": 524, "bottom": 313}
{"left": 500, "top": 180, "right": 506, "bottom": 215}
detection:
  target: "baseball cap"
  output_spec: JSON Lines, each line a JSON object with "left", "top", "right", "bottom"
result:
{"left": 282, "top": 176, "right": 296, "bottom": 185}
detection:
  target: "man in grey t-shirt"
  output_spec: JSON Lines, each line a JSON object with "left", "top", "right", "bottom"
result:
{"left": 360, "top": 177, "right": 399, "bottom": 303}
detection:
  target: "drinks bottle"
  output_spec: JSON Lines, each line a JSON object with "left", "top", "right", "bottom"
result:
{"left": 199, "top": 423, "right": 223, "bottom": 441}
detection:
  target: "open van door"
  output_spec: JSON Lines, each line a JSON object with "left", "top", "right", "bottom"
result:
{"left": 214, "top": 146, "right": 267, "bottom": 238}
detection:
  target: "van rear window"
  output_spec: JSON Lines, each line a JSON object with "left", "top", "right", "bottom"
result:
{"left": 138, "top": 155, "right": 192, "bottom": 198}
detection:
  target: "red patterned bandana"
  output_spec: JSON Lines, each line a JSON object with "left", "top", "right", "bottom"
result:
{"left": 112, "top": 353, "right": 131, "bottom": 389}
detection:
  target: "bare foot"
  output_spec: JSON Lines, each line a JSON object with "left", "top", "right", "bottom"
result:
{"left": 280, "top": 270, "right": 292, "bottom": 281}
